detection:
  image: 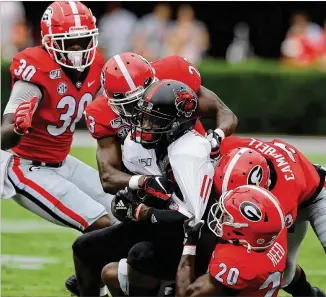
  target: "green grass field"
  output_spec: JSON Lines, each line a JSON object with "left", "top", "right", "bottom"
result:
{"left": 1, "top": 148, "right": 326, "bottom": 297}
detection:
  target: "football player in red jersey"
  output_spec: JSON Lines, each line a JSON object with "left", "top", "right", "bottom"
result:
{"left": 176, "top": 185, "right": 288, "bottom": 297}
{"left": 213, "top": 136, "right": 326, "bottom": 297}
{"left": 1, "top": 2, "right": 117, "bottom": 296}
{"left": 84, "top": 52, "right": 237, "bottom": 196}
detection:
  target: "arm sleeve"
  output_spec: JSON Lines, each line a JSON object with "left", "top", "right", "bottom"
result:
{"left": 147, "top": 207, "right": 187, "bottom": 225}
{"left": 3, "top": 80, "right": 42, "bottom": 115}
{"left": 169, "top": 136, "right": 214, "bottom": 221}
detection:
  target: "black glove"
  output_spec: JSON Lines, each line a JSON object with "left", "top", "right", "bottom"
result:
{"left": 141, "top": 175, "right": 172, "bottom": 201}
{"left": 111, "top": 188, "right": 140, "bottom": 223}
{"left": 183, "top": 217, "right": 205, "bottom": 245}
{"left": 206, "top": 129, "right": 224, "bottom": 159}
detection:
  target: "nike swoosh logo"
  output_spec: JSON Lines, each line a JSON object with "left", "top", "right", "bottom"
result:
{"left": 88, "top": 81, "right": 95, "bottom": 87}
{"left": 155, "top": 176, "right": 167, "bottom": 193}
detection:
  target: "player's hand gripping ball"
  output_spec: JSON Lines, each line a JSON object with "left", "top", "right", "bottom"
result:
{"left": 111, "top": 188, "right": 140, "bottom": 223}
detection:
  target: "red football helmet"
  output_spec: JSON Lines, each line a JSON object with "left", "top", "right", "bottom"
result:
{"left": 41, "top": 1, "right": 98, "bottom": 71}
{"left": 101, "top": 52, "right": 157, "bottom": 118}
{"left": 208, "top": 185, "right": 285, "bottom": 250}
{"left": 214, "top": 147, "right": 270, "bottom": 195}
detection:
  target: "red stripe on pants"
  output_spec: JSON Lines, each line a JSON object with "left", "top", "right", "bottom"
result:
{"left": 12, "top": 156, "right": 89, "bottom": 229}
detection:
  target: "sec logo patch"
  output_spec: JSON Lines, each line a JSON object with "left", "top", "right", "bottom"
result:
{"left": 57, "top": 82, "right": 67, "bottom": 95}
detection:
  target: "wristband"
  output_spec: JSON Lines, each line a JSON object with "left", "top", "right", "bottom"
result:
{"left": 182, "top": 245, "right": 197, "bottom": 255}
{"left": 214, "top": 128, "right": 225, "bottom": 140}
{"left": 129, "top": 175, "right": 142, "bottom": 190}
{"left": 135, "top": 204, "right": 143, "bottom": 221}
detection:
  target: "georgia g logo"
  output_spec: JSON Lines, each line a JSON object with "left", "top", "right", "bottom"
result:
{"left": 239, "top": 201, "right": 262, "bottom": 222}
{"left": 247, "top": 165, "right": 263, "bottom": 186}
{"left": 173, "top": 87, "right": 198, "bottom": 118}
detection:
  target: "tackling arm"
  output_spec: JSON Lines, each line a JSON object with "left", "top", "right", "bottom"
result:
{"left": 197, "top": 86, "right": 238, "bottom": 137}
{"left": 96, "top": 136, "right": 133, "bottom": 194}
{"left": 177, "top": 268, "right": 227, "bottom": 297}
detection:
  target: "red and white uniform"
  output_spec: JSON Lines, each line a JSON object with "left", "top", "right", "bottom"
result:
{"left": 209, "top": 229, "right": 287, "bottom": 296}
{"left": 220, "top": 136, "right": 326, "bottom": 287}
{"left": 10, "top": 46, "right": 103, "bottom": 163}
{"left": 220, "top": 136, "right": 320, "bottom": 226}
{"left": 85, "top": 56, "right": 205, "bottom": 140}
{"left": 4, "top": 46, "right": 119, "bottom": 230}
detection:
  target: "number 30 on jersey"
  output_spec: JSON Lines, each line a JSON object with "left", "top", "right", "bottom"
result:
{"left": 47, "top": 93, "right": 93, "bottom": 136}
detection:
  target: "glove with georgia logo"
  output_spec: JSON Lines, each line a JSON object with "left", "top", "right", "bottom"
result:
{"left": 13, "top": 96, "right": 38, "bottom": 135}
{"left": 205, "top": 128, "right": 225, "bottom": 159}
{"left": 129, "top": 175, "right": 173, "bottom": 201}
{"left": 111, "top": 188, "right": 141, "bottom": 223}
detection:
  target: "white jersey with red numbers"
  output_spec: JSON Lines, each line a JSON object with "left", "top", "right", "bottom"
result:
{"left": 209, "top": 229, "right": 288, "bottom": 296}
{"left": 9, "top": 46, "right": 104, "bottom": 163}
{"left": 85, "top": 55, "right": 205, "bottom": 141}
{"left": 122, "top": 130, "right": 214, "bottom": 220}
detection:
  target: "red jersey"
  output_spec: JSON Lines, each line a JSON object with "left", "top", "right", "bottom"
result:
{"left": 10, "top": 46, "right": 104, "bottom": 163}
{"left": 220, "top": 136, "right": 320, "bottom": 226}
{"left": 85, "top": 56, "right": 204, "bottom": 140}
{"left": 209, "top": 229, "right": 287, "bottom": 296}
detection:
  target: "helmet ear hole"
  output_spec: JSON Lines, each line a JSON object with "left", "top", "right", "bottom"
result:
{"left": 264, "top": 213, "right": 269, "bottom": 222}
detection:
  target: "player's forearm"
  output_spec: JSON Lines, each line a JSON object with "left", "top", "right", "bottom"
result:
{"left": 215, "top": 103, "right": 238, "bottom": 137}
{"left": 1, "top": 124, "right": 22, "bottom": 150}
{"left": 137, "top": 204, "right": 187, "bottom": 225}
{"left": 99, "top": 165, "right": 132, "bottom": 195}
{"left": 176, "top": 254, "right": 196, "bottom": 297}
{"left": 198, "top": 86, "right": 238, "bottom": 137}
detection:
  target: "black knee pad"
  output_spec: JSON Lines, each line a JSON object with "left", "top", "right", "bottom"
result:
{"left": 127, "top": 241, "right": 156, "bottom": 275}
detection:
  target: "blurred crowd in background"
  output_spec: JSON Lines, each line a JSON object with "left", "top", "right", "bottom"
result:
{"left": 2, "top": 1, "right": 326, "bottom": 69}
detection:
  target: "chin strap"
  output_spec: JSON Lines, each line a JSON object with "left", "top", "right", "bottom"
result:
{"left": 68, "top": 52, "right": 85, "bottom": 72}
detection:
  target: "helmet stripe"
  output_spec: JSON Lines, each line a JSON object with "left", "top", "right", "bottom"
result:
{"left": 222, "top": 148, "right": 250, "bottom": 193}
{"left": 238, "top": 185, "right": 285, "bottom": 229}
{"left": 113, "top": 54, "right": 137, "bottom": 91}
{"left": 68, "top": 1, "right": 81, "bottom": 27}
{"left": 144, "top": 80, "right": 168, "bottom": 102}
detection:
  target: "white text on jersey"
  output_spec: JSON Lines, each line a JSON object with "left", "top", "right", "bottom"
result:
{"left": 267, "top": 242, "right": 285, "bottom": 267}
{"left": 249, "top": 138, "right": 295, "bottom": 181}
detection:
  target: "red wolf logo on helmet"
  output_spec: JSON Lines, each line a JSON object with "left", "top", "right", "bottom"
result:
{"left": 173, "top": 87, "right": 198, "bottom": 118}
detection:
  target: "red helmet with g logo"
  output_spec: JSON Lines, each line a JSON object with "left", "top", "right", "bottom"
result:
{"left": 41, "top": 1, "right": 98, "bottom": 71}
{"left": 214, "top": 147, "right": 270, "bottom": 195}
{"left": 208, "top": 185, "right": 285, "bottom": 250}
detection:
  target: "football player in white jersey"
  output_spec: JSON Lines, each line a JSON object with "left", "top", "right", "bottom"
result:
{"left": 72, "top": 80, "right": 215, "bottom": 296}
